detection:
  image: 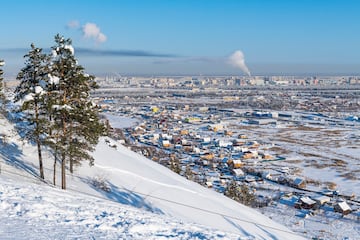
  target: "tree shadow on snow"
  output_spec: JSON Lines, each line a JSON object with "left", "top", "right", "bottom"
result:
{"left": 84, "top": 178, "right": 163, "bottom": 214}
{"left": 0, "top": 109, "right": 43, "bottom": 179}
{"left": 0, "top": 140, "right": 39, "bottom": 178}
{"left": 223, "top": 216, "right": 255, "bottom": 239}
{"left": 224, "top": 216, "right": 280, "bottom": 240}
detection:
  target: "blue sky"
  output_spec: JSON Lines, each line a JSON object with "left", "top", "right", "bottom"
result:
{"left": 1, "top": 0, "right": 359, "bottom": 76}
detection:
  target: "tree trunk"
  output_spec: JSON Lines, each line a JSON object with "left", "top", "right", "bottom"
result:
{"left": 70, "top": 157, "right": 73, "bottom": 174}
{"left": 37, "top": 138, "right": 44, "bottom": 179}
{"left": 69, "top": 121, "right": 74, "bottom": 174}
{"left": 61, "top": 86, "right": 67, "bottom": 189}
{"left": 53, "top": 149, "right": 57, "bottom": 186}
{"left": 35, "top": 101, "right": 44, "bottom": 179}
{"left": 61, "top": 152, "right": 66, "bottom": 189}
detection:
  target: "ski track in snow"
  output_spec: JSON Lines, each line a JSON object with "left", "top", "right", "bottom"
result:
{"left": 95, "top": 163, "right": 199, "bottom": 195}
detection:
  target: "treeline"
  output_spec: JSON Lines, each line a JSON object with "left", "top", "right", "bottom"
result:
{"left": 1, "top": 34, "right": 106, "bottom": 189}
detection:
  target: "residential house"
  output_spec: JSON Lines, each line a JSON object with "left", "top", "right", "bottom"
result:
{"left": 291, "top": 177, "right": 306, "bottom": 189}
{"left": 314, "top": 196, "right": 331, "bottom": 206}
{"left": 261, "top": 172, "right": 272, "bottom": 180}
{"left": 162, "top": 140, "right": 171, "bottom": 148}
{"left": 334, "top": 201, "right": 352, "bottom": 215}
{"left": 201, "top": 152, "right": 215, "bottom": 160}
{"left": 228, "top": 159, "right": 243, "bottom": 169}
{"left": 298, "top": 196, "right": 316, "bottom": 209}
{"left": 243, "top": 151, "right": 255, "bottom": 159}
{"left": 232, "top": 168, "right": 245, "bottom": 177}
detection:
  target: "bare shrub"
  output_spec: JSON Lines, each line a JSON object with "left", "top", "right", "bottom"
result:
{"left": 325, "top": 181, "right": 337, "bottom": 190}
{"left": 306, "top": 178, "right": 321, "bottom": 186}
{"left": 339, "top": 172, "right": 358, "bottom": 180}
{"left": 91, "top": 175, "right": 111, "bottom": 192}
{"left": 332, "top": 159, "right": 347, "bottom": 167}
{"left": 268, "top": 146, "right": 291, "bottom": 155}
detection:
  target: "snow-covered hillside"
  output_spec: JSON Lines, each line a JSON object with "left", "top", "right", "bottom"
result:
{"left": 0, "top": 175, "right": 242, "bottom": 239}
{"left": 0, "top": 114, "right": 305, "bottom": 239}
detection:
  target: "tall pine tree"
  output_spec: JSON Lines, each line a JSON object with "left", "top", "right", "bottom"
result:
{"left": 14, "top": 44, "right": 48, "bottom": 179}
{"left": 47, "top": 34, "right": 105, "bottom": 189}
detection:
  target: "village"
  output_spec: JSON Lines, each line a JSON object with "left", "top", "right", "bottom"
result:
{"left": 96, "top": 93, "right": 360, "bottom": 223}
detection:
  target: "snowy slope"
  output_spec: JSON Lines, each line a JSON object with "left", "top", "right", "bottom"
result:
{"left": 0, "top": 114, "right": 305, "bottom": 239}
{"left": 0, "top": 175, "right": 241, "bottom": 240}
{"left": 84, "top": 139, "right": 305, "bottom": 239}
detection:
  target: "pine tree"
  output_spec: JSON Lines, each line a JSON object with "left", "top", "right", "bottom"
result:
{"left": 0, "top": 59, "right": 5, "bottom": 106}
{"left": 169, "top": 154, "right": 181, "bottom": 174}
{"left": 225, "top": 180, "right": 255, "bottom": 206}
{"left": 185, "top": 165, "right": 193, "bottom": 180}
{"left": 14, "top": 44, "right": 48, "bottom": 179}
{"left": 47, "top": 34, "right": 105, "bottom": 189}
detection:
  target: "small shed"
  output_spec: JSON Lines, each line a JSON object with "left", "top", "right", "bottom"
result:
{"left": 243, "top": 152, "right": 254, "bottom": 159}
{"left": 201, "top": 152, "right": 215, "bottom": 160}
{"left": 153, "top": 133, "right": 160, "bottom": 140}
{"left": 262, "top": 171, "right": 272, "bottom": 180}
{"left": 180, "top": 129, "right": 189, "bottom": 135}
{"left": 232, "top": 168, "right": 245, "bottom": 177}
{"left": 162, "top": 140, "right": 171, "bottom": 148}
{"left": 299, "top": 196, "right": 316, "bottom": 209}
{"left": 334, "top": 201, "right": 352, "bottom": 215}
{"left": 230, "top": 159, "right": 243, "bottom": 169}
{"left": 314, "top": 196, "right": 331, "bottom": 205}
{"left": 292, "top": 178, "right": 306, "bottom": 189}
{"left": 224, "top": 130, "right": 233, "bottom": 136}
{"left": 203, "top": 137, "right": 211, "bottom": 143}
{"left": 245, "top": 175, "right": 257, "bottom": 183}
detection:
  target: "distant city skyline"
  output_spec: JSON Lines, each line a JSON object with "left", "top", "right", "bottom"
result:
{"left": 1, "top": 0, "right": 360, "bottom": 76}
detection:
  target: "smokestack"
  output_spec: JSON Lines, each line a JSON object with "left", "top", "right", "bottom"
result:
{"left": 228, "top": 50, "right": 251, "bottom": 76}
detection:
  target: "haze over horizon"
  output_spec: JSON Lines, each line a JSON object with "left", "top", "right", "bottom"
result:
{"left": 1, "top": 0, "right": 360, "bottom": 76}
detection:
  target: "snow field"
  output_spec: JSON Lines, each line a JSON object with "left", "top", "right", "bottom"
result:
{"left": 0, "top": 176, "right": 241, "bottom": 240}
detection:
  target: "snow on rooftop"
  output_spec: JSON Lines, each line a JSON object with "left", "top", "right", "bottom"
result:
{"left": 314, "top": 195, "right": 331, "bottom": 203}
{"left": 300, "top": 196, "right": 316, "bottom": 205}
{"left": 337, "top": 201, "right": 351, "bottom": 211}
{"left": 232, "top": 168, "right": 244, "bottom": 176}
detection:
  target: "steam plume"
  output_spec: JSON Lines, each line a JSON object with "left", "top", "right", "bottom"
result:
{"left": 66, "top": 21, "right": 107, "bottom": 44}
{"left": 228, "top": 50, "right": 251, "bottom": 76}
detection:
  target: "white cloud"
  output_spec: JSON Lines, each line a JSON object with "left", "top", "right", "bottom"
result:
{"left": 82, "top": 22, "right": 107, "bottom": 44}
{"left": 67, "top": 20, "right": 80, "bottom": 29}
{"left": 228, "top": 50, "right": 251, "bottom": 76}
{"left": 97, "top": 32, "right": 107, "bottom": 43}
